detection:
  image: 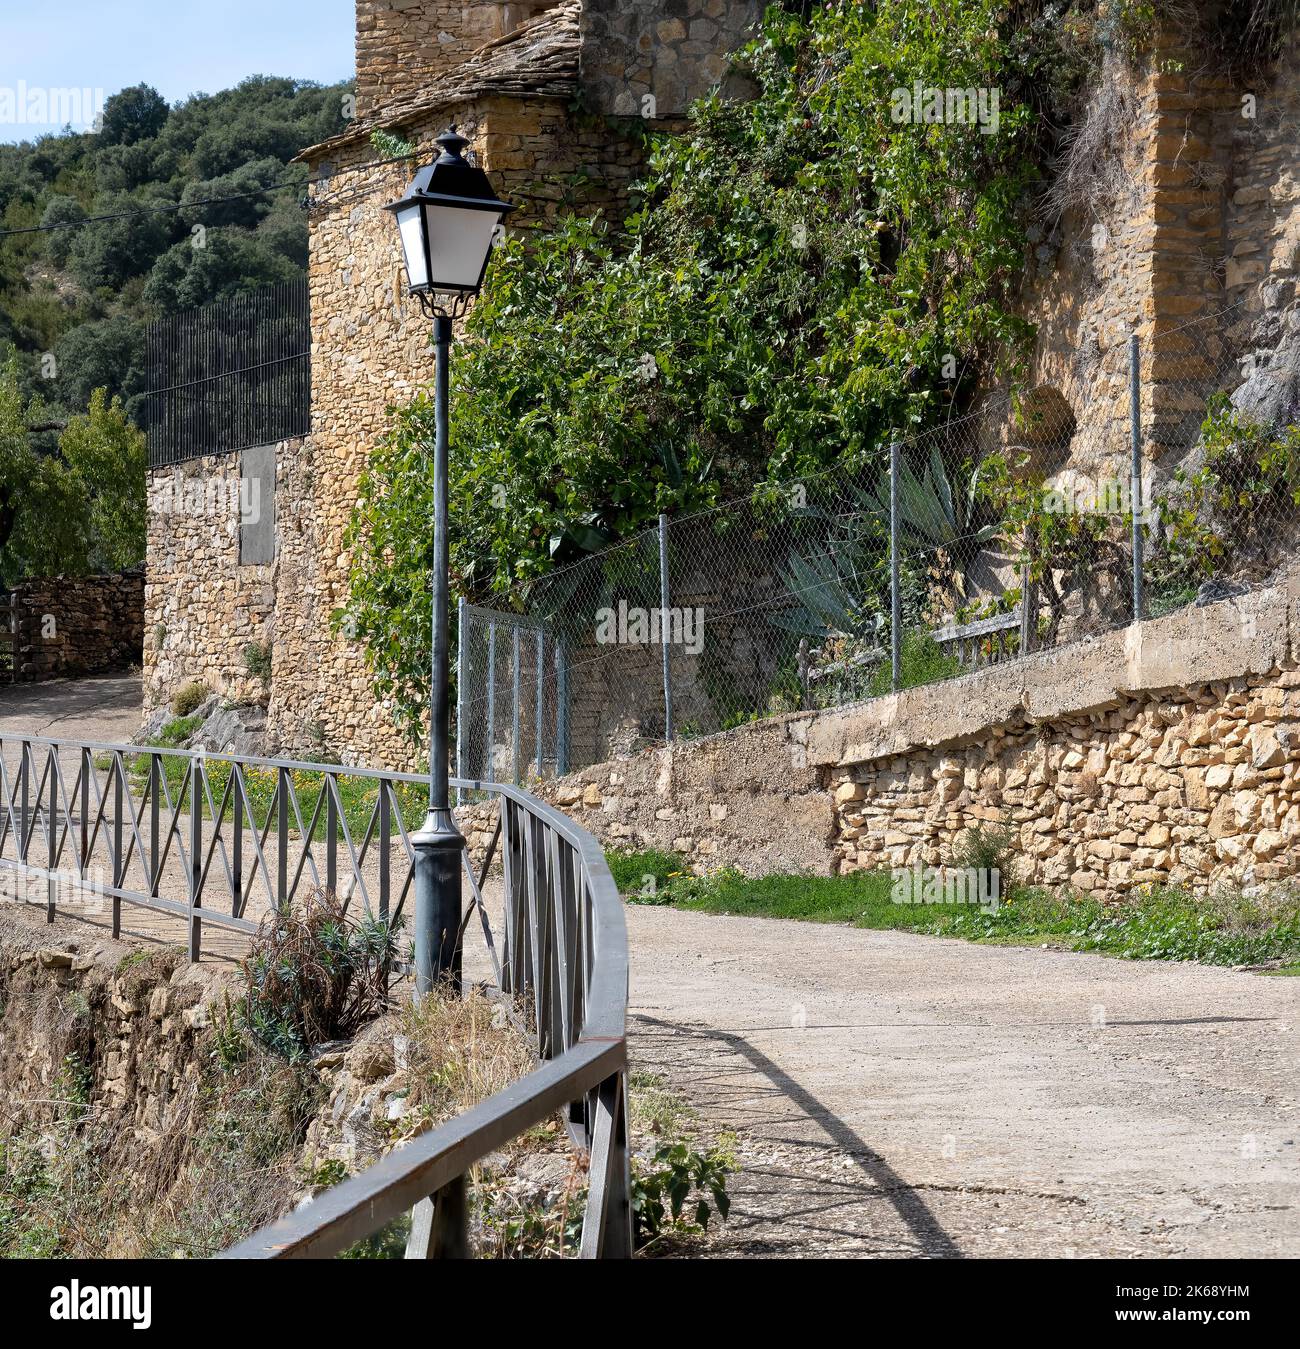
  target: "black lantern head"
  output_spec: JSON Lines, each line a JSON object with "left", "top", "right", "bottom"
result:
{"left": 384, "top": 126, "right": 515, "bottom": 300}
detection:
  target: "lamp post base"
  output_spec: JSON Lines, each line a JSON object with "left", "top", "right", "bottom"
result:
{"left": 411, "top": 806, "right": 465, "bottom": 998}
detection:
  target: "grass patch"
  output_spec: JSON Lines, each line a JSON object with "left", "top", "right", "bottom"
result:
{"left": 151, "top": 713, "right": 205, "bottom": 748}
{"left": 606, "top": 848, "right": 690, "bottom": 900}
{"left": 642, "top": 866, "right": 1300, "bottom": 968}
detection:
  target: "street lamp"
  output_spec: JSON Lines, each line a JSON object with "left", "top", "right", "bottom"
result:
{"left": 385, "top": 126, "right": 514, "bottom": 997}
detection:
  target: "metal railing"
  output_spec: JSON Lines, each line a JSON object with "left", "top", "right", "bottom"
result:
{"left": 0, "top": 735, "right": 631, "bottom": 1258}
{"left": 144, "top": 279, "right": 311, "bottom": 468}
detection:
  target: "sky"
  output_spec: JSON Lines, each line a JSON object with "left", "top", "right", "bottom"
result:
{"left": 0, "top": 0, "right": 355, "bottom": 142}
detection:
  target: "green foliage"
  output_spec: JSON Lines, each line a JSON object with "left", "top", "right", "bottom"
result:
{"left": 57, "top": 387, "right": 147, "bottom": 569}
{"left": 152, "top": 712, "right": 205, "bottom": 747}
{"left": 952, "top": 820, "right": 1021, "bottom": 897}
{"left": 1152, "top": 394, "right": 1300, "bottom": 593}
{"left": 240, "top": 890, "right": 401, "bottom": 1062}
{"left": 976, "top": 447, "right": 1122, "bottom": 641}
{"left": 0, "top": 359, "right": 89, "bottom": 579}
{"left": 99, "top": 84, "right": 170, "bottom": 147}
{"left": 867, "top": 628, "right": 963, "bottom": 696}
{"left": 631, "top": 1141, "right": 732, "bottom": 1251}
{"left": 243, "top": 639, "right": 273, "bottom": 683}
{"left": 347, "top": 0, "right": 1076, "bottom": 738}
{"left": 606, "top": 847, "right": 690, "bottom": 899}
{"left": 370, "top": 130, "right": 415, "bottom": 160}
{"left": 646, "top": 863, "right": 1300, "bottom": 967}
{"left": 171, "top": 680, "right": 211, "bottom": 717}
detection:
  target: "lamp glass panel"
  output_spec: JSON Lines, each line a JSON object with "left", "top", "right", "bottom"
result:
{"left": 422, "top": 203, "right": 501, "bottom": 291}
{"left": 395, "top": 204, "right": 429, "bottom": 290}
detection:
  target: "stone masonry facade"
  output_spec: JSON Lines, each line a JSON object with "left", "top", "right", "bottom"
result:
{"left": 143, "top": 449, "right": 289, "bottom": 714}
{"left": 1022, "top": 23, "right": 1300, "bottom": 492}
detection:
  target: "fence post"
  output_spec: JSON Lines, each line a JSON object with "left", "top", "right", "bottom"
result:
{"left": 535, "top": 628, "right": 545, "bottom": 779}
{"left": 1019, "top": 560, "right": 1037, "bottom": 656}
{"left": 555, "top": 639, "right": 569, "bottom": 776}
{"left": 486, "top": 619, "right": 496, "bottom": 782}
{"left": 455, "top": 597, "right": 468, "bottom": 805}
{"left": 890, "top": 441, "right": 902, "bottom": 692}
{"left": 1129, "top": 328, "right": 1144, "bottom": 623}
{"left": 659, "top": 513, "right": 673, "bottom": 742}
{"left": 511, "top": 624, "right": 522, "bottom": 786}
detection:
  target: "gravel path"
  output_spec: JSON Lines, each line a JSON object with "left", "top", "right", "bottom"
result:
{"left": 3, "top": 676, "right": 1296, "bottom": 1258}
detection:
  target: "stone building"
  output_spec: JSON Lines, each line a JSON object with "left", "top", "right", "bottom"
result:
{"left": 143, "top": 2, "right": 1300, "bottom": 769}
{"left": 144, "top": 0, "right": 765, "bottom": 766}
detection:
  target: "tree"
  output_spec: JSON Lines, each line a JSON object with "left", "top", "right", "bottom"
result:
{"left": 54, "top": 315, "right": 146, "bottom": 414}
{"left": 57, "top": 388, "right": 147, "bottom": 571}
{"left": 143, "top": 229, "right": 300, "bottom": 311}
{"left": 98, "top": 84, "right": 169, "bottom": 147}
{"left": 0, "top": 359, "right": 87, "bottom": 581}
{"left": 39, "top": 195, "right": 86, "bottom": 268}
{"left": 67, "top": 193, "right": 169, "bottom": 293}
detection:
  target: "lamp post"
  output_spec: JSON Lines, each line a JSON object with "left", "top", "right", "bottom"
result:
{"left": 385, "top": 127, "right": 514, "bottom": 997}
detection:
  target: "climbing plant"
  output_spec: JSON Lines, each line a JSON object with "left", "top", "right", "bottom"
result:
{"left": 344, "top": 0, "right": 1120, "bottom": 742}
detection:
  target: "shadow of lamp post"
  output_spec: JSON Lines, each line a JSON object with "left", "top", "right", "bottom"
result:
{"left": 384, "top": 126, "right": 514, "bottom": 998}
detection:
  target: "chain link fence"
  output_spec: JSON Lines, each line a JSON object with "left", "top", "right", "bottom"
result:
{"left": 456, "top": 300, "right": 1283, "bottom": 780}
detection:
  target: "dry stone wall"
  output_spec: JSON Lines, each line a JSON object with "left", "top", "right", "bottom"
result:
{"left": 9, "top": 570, "right": 143, "bottom": 682}
{"left": 522, "top": 570, "right": 1300, "bottom": 902}
{"left": 578, "top": 0, "right": 763, "bottom": 117}
{"left": 355, "top": 1, "right": 565, "bottom": 117}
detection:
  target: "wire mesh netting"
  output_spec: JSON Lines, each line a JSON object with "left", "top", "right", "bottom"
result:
{"left": 457, "top": 301, "right": 1286, "bottom": 780}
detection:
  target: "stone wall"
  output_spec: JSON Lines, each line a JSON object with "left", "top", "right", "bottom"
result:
{"left": 1026, "top": 24, "right": 1300, "bottom": 487}
{"left": 9, "top": 569, "right": 143, "bottom": 682}
{"left": 355, "top": 1, "right": 565, "bottom": 117}
{"left": 579, "top": 0, "right": 763, "bottom": 117}
{"left": 143, "top": 448, "right": 287, "bottom": 715}
{"left": 527, "top": 568, "right": 1300, "bottom": 901}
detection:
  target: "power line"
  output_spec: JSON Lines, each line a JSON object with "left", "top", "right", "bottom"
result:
{"left": 0, "top": 147, "right": 423, "bottom": 240}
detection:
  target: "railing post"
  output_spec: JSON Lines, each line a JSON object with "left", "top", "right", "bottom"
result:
{"left": 405, "top": 1175, "right": 469, "bottom": 1260}
{"left": 326, "top": 775, "right": 338, "bottom": 897}
{"left": 378, "top": 781, "right": 391, "bottom": 921}
{"left": 19, "top": 740, "right": 29, "bottom": 865}
{"left": 79, "top": 746, "right": 90, "bottom": 876}
{"left": 890, "top": 440, "right": 902, "bottom": 692}
{"left": 659, "top": 513, "right": 673, "bottom": 742}
{"left": 46, "top": 747, "right": 57, "bottom": 924}
{"left": 149, "top": 753, "right": 161, "bottom": 898}
{"left": 232, "top": 767, "right": 244, "bottom": 918}
{"left": 112, "top": 752, "right": 124, "bottom": 939}
{"left": 189, "top": 754, "right": 203, "bottom": 961}
{"left": 1129, "top": 327, "right": 1144, "bottom": 623}
{"left": 580, "top": 1070, "right": 632, "bottom": 1258}
{"left": 277, "top": 766, "right": 289, "bottom": 911}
